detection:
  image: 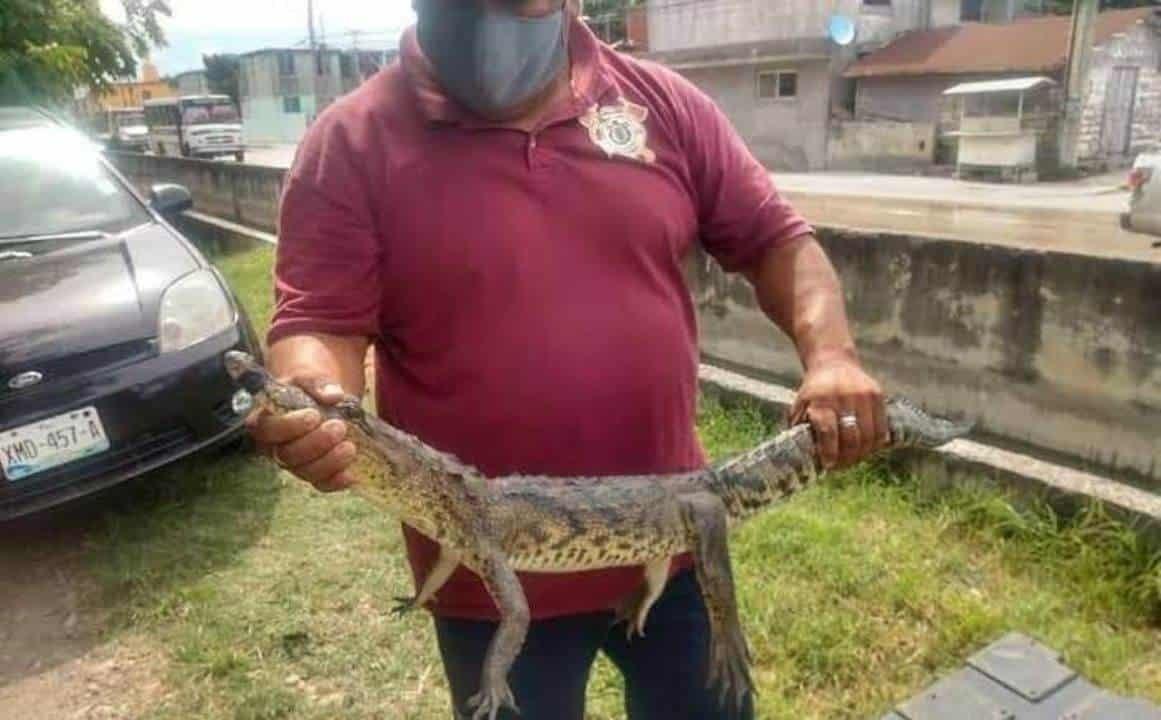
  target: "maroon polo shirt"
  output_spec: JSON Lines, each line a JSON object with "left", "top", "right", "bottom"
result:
{"left": 269, "top": 18, "right": 812, "bottom": 620}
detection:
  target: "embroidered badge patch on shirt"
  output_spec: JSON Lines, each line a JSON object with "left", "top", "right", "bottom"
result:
{"left": 579, "top": 98, "right": 656, "bottom": 164}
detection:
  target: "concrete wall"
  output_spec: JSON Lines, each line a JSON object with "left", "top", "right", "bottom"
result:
{"left": 690, "top": 230, "right": 1161, "bottom": 485}
{"left": 827, "top": 120, "right": 935, "bottom": 171}
{"left": 1079, "top": 21, "right": 1161, "bottom": 163}
{"left": 645, "top": 0, "right": 935, "bottom": 52}
{"left": 682, "top": 60, "right": 832, "bottom": 171}
{"left": 856, "top": 75, "right": 960, "bottom": 123}
{"left": 110, "top": 153, "right": 1161, "bottom": 484}
{"left": 854, "top": 73, "right": 1036, "bottom": 123}
{"left": 111, "top": 152, "right": 285, "bottom": 234}
{"left": 242, "top": 95, "right": 320, "bottom": 146}
{"left": 930, "top": 0, "right": 964, "bottom": 27}
{"left": 239, "top": 50, "right": 344, "bottom": 145}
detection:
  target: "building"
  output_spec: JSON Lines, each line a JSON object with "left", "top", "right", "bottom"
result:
{"left": 642, "top": 0, "right": 981, "bottom": 171}
{"left": 91, "top": 61, "right": 174, "bottom": 110}
{"left": 640, "top": 0, "right": 1057, "bottom": 171}
{"left": 237, "top": 47, "right": 394, "bottom": 145}
{"left": 172, "top": 69, "right": 210, "bottom": 96}
{"left": 845, "top": 7, "right": 1161, "bottom": 168}
{"left": 238, "top": 48, "right": 343, "bottom": 145}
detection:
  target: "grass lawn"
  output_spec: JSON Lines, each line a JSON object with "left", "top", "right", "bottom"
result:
{"left": 84, "top": 243, "right": 1161, "bottom": 719}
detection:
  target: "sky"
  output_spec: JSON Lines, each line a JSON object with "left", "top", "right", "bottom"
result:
{"left": 100, "top": 0, "right": 417, "bottom": 76}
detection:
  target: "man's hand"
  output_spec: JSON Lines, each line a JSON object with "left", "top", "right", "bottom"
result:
{"left": 742, "top": 235, "right": 887, "bottom": 471}
{"left": 788, "top": 357, "right": 887, "bottom": 470}
{"left": 245, "top": 374, "right": 358, "bottom": 492}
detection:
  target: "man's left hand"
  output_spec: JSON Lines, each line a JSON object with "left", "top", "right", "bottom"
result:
{"left": 788, "top": 357, "right": 887, "bottom": 470}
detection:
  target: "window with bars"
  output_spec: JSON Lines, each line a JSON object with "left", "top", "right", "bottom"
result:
{"left": 757, "top": 69, "right": 798, "bottom": 100}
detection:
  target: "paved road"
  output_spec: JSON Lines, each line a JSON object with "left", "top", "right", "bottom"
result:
{"left": 775, "top": 171, "right": 1130, "bottom": 214}
{"left": 239, "top": 145, "right": 1158, "bottom": 262}
{"left": 244, "top": 144, "right": 297, "bottom": 168}
{"left": 786, "top": 193, "right": 1158, "bottom": 263}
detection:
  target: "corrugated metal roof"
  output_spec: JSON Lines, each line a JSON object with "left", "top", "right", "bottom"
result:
{"left": 846, "top": 7, "right": 1158, "bottom": 79}
{"left": 943, "top": 76, "right": 1056, "bottom": 95}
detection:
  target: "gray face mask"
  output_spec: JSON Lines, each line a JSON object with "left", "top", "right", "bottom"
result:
{"left": 416, "top": 2, "right": 568, "bottom": 118}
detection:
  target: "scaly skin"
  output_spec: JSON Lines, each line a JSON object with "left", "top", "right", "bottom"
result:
{"left": 225, "top": 351, "right": 970, "bottom": 719}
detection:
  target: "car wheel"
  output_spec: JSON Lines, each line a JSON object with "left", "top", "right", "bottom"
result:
{"left": 235, "top": 151, "right": 246, "bottom": 163}
{"left": 180, "top": 143, "right": 191, "bottom": 158}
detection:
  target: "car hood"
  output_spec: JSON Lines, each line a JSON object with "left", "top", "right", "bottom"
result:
{"left": 0, "top": 223, "right": 198, "bottom": 368}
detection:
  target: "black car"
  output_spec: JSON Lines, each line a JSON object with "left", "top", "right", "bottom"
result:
{"left": 0, "top": 107, "right": 261, "bottom": 520}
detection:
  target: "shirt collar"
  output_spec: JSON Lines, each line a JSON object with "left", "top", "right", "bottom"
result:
{"left": 400, "top": 14, "right": 614, "bottom": 127}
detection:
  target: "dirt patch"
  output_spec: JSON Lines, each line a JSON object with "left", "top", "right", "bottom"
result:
{"left": 0, "top": 510, "right": 168, "bottom": 720}
{"left": 1, "top": 637, "right": 167, "bottom": 720}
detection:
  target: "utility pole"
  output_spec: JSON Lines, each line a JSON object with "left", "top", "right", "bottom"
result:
{"left": 1059, "top": 0, "right": 1098, "bottom": 170}
{"left": 307, "top": 0, "right": 316, "bottom": 49}
{"left": 307, "top": 0, "right": 319, "bottom": 122}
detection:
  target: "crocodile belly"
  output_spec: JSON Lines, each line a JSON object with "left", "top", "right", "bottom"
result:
{"left": 505, "top": 523, "right": 687, "bottom": 573}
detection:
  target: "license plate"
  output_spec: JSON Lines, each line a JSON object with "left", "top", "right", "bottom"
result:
{"left": 0, "top": 407, "right": 110, "bottom": 481}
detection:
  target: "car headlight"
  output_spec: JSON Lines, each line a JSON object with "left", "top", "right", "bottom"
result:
{"left": 158, "top": 270, "right": 235, "bottom": 353}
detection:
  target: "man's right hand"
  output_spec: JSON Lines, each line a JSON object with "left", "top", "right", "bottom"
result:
{"left": 245, "top": 375, "right": 358, "bottom": 493}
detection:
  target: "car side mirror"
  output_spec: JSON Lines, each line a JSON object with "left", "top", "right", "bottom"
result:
{"left": 150, "top": 183, "right": 193, "bottom": 217}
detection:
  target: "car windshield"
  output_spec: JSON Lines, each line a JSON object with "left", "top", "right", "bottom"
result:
{"left": 0, "top": 126, "right": 149, "bottom": 241}
{"left": 181, "top": 102, "right": 240, "bottom": 125}
{"left": 115, "top": 112, "right": 145, "bottom": 128}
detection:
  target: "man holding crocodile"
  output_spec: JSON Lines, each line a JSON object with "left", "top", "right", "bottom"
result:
{"left": 249, "top": 0, "right": 890, "bottom": 717}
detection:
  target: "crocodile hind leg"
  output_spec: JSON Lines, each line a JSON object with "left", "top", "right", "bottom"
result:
{"left": 466, "top": 547, "right": 529, "bottom": 720}
{"left": 615, "top": 557, "right": 671, "bottom": 639}
{"left": 678, "top": 492, "right": 754, "bottom": 710}
{"left": 393, "top": 547, "right": 461, "bottom": 616}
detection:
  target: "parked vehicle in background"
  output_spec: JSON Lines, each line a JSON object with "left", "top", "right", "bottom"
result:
{"left": 0, "top": 106, "right": 261, "bottom": 520}
{"left": 1122, "top": 145, "right": 1161, "bottom": 244}
{"left": 143, "top": 95, "right": 245, "bottom": 162}
{"left": 91, "top": 107, "right": 149, "bottom": 152}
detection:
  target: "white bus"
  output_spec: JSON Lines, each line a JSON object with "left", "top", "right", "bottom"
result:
{"left": 143, "top": 95, "right": 244, "bottom": 162}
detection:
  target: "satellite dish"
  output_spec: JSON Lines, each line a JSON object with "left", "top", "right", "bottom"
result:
{"left": 827, "top": 15, "right": 857, "bottom": 47}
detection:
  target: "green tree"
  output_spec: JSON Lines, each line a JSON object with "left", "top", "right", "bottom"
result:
{"left": 0, "top": 0, "right": 170, "bottom": 103}
{"left": 582, "top": 0, "right": 643, "bottom": 45}
{"left": 203, "top": 53, "right": 240, "bottom": 104}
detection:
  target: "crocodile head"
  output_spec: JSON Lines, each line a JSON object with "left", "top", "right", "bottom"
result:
{"left": 224, "top": 351, "right": 268, "bottom": 394}
{"left": 224, "top": 351, "right": 319, "bottom": 416}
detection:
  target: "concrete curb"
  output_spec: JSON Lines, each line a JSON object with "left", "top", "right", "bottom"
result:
{"left": 178, "top": 210, "right": 277, "bottom": 249}
{"left": 698, "top": 364, "right": 1161, "bottom": 538}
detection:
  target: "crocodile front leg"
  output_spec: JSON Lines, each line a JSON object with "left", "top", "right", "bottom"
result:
{"left": 466, "top": 547, "right": 529, "bottom": 720}
{"left": 678, "top": 492, "right": 754, "bottom": 710}
{"left": 615, "top": 557, "right": 671, "bottom": 639}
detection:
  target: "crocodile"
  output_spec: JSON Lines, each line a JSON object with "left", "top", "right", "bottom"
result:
{"left": 224, "top": 351, "right": 970, "bottom": 720}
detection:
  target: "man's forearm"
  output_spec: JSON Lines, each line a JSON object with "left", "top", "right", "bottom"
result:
{"left": 742, "top": 234, "right": 857, "bottom": 370}
{"left": 267, "top": 332, "right": 371, "bottom": 396}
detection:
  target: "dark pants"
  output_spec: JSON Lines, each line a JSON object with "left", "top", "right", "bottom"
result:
{"left": 434, "top": 569, "right": 755, "bottom": 720}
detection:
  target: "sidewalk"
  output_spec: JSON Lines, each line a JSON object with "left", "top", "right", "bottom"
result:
{"left": 774, "top": 171, "right": 1129, "bottom": 215}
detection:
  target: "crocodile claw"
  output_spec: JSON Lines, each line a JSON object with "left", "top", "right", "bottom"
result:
{"left": 707, "top": 620, "right": 754, "bottom": 711}
{"left": 391, "top": 596, "right": 419, "bottom": 617}
{"left": 466, "top": 678, "right": 518, "bottom": 720}
{"left": 613, "top": 599, "right": 647, "bottom": 641}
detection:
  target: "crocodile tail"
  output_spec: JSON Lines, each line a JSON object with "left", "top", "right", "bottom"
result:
{"left": 886, "top": 397, "right": 973, "bottom": 449}
{"left": 707, "top": 397, "right": 971, "bottom": 521}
